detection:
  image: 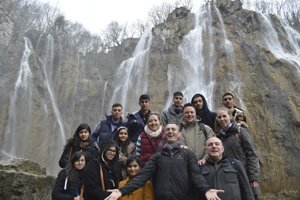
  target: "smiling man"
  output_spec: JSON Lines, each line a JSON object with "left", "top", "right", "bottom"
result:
{"left": 201, "top": 137, "right": 255, "bottom": 200}
{"left": 179, "top": 103, "right": 215, "bottom": 165}
{"left": 104, "top": 123, "right": 224, "bottom": 200}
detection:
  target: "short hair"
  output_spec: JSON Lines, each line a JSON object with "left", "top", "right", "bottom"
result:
{"left": 147, "top": 112, "right": 161, "bottom": 123}
{"left": 182, "top": 103, "right": 196, "bottom": 113}
{"left": 216, "top": 107, "right": 232, "bottom": 116}
{"left": 126, "top": 156, "right": 141, "bottom": 168}
{"left": 173, "top": 91, "right": 183, "bottom": 98}
{"left": 139, "top": 94, "right": 150, "bottom": 102}
{"left": 112, "top": 103, "right": 122, "bottom": 108}
{"left": 222, "top": 92, "right": 234, "bottom": 100}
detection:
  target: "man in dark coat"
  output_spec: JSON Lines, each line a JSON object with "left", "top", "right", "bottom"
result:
{"left": 104, "top": 123, "right": 224, "bottom": 200}
{"left": 201, "top": 137, "right": 255, "bottom": 200}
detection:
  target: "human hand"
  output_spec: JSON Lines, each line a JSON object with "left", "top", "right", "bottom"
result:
{"left": 205, "top": 189, "right": 224, "bottom": 200}
{"left": 180, "top": 145, "right": 189, "bottom": 149}
{"left": 74, "top": 196, "right": 80, "bottom": 200}
{"left": 104, "top": 189, "right": 122, "bottom": 200}
{"left": 198, "top": 159, "right": 206, "bottom": 165}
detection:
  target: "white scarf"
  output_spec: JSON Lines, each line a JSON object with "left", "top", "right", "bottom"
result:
{"left": 144, "top": 125, "right": 163, "bottom": 138}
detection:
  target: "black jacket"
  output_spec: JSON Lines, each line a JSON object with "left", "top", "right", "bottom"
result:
{"left": 119, "top": 144, "right": 211, "bottom": 200}
{"left": 201, "top": 157, "right": 254, "bottom": 200}
{"left": 83, "top": 139, "right": 121, "bottom": 200}
{"left": 52, "top": 169, "right": 84, "bottom": 200}
{"left": 217, "top": 122, "right": 260, "bottom": 183}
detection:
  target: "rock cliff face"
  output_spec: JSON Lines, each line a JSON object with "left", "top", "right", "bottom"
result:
{"left": 0, "top": 158, "right": 55, "bottom": 199}
{"left": 0, "top": 0, "right": 300, "bottom": 196}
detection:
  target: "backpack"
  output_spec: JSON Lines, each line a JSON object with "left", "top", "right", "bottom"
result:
{"left": 180, "top": 121, "right": 207, "bottom": 138}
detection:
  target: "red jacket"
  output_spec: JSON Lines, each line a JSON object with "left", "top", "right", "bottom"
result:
{"left": 140, "top": 129, "right": 166, "bottom": 167}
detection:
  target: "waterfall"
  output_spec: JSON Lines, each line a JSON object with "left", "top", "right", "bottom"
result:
{"left": 41, "top": 35, "right": 66, "bottom": 143}
{"left": 109, "top": 30, "right": 152, "bottom": 114}
{"left": 101, "top": 80, "right": 108, "bottom": 116}
{"left": 2, "top": 37, "right": 33, "bottom": 158}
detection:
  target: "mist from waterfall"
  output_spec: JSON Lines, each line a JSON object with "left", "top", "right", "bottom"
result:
{"left": 2, "top": 37, "right": 33, "bottom": 158}
{"left": 109, "top": 30, "right": 152, "bottom": 114}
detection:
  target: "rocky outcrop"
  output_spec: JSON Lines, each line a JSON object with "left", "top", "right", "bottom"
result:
{"left": 0, "top": 158, "right": 55, "bottom": 200}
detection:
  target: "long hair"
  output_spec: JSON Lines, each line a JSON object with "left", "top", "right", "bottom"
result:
{"left": 64, "top": 123, "right": 93, "bottom": 150}
{"left": 113, "top": 126, "right": 130, "bottom": 155}
{"left": 66, "top": 151, "right": 88, "bottom": 183}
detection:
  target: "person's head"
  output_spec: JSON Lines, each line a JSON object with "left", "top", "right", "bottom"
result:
{"left": 147, "top": 113, "right": 161, "bottom": 132}
{"left": 165, "top": 123, "right": 182, "bottom": 144}
{"left": 100, "top": 139, "right": 119, "bottom": 163}
{"left": 139, "top": 94, "right": 150, "bottom": 111}
{"left": 216, "top": 107, "right": 233, "bottom": 130}
{"left": 182, "top": 103, "right": 196, "bottom": 123}
{"left": 116, "top": 126, "right": 129, "bottom": 143}
{"left": 126, "top": 156, "right": 141, "bottom": 179}
{"left": 222, "top": 92, "right": 235, "bottom": 109}
{"left": 191, "top": 94, "right": 204, "bottom": 111}
{"left": 205, "top": 137, "right": 224, "bottom": 161}
{"left": 111, "top": 103, "right": 123, "bottom": 121}
{"left": 70, "top": 151, "right": 87, "bottom": 170}
{"left": 173, "top": 91, "right": 183, "bottom": 108}
{"left": 74, "top": 123, "right": 91, "bottom": 142}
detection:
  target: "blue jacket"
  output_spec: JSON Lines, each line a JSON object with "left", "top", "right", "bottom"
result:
{"left": 127, "top": 111, "right": 151, "bottom": 142}
{"left": 91, "top": 115, "right": 124, "bottom": 147}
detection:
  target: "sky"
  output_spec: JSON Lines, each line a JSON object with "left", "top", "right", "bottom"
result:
{"left": 37, "top": 0, "right": 202, "bottom": 35}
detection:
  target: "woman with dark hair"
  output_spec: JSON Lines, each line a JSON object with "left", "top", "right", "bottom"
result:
{"left": 52, "top": 151, "right": 88, "bottom": 200}
{"left": 83, "top": 139, "right": 122, "bottom": 200}
{"left": 118, "top": 156, "right": 154, "bottom": 200}
{"left": 191, "top": 94, "right": 217, "bottom": 130}
{"left": 136, "top": 113, "right": 166, "bottom": 167}
{"left": 59, "top": 123, "right": 99, "bottom": 168}
{"left": 113, "top": 126, "right": 136, "bottom": 179}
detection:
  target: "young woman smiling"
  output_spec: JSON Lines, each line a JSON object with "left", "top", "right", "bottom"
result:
{"left": 52, "top": 151, "right": 88, "bottom": 200}
{"left": 118, "top": 156, "right": 154, "bottom": 200}
{"left": 114, "top": 126, "right": 136, "bottom": 179}
{"left": 136, "top": 113, "right": 166, "bottom": 167}
{"left": 59, "top": 123, "right": 99, "bottom": 168}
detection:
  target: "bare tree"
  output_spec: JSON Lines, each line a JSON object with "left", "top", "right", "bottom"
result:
{"left": 101, "top": 21, "right": 128, "bottom": 50}
{"left": 148, "top": 1, "right": 176, "bottom": 26}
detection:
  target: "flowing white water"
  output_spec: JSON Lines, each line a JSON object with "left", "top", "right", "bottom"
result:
{"left": 101, "top": 80, "right": 108, "bottom": 115}
{"left": 109, "top": 30, "right": 152, "bottom": 113}
{"left": 41, "top": 35, "right": 66, "bottom": 142}
{"left": 2, "top": 37, "right": 33, "bottom": 158}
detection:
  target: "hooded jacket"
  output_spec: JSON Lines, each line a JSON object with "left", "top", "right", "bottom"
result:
{"left": 179, "top": 119, "right": 215, "bottom": 161}
{"left": 83, "top": 139, "right": 121, "bottom": 200}
{"left": 216, "top": 121, "right": 260, "bottom": 183}
{"left": 161, "top": 105, "right": 183, "bottom": 127}
{"left": 191, "top": 94, "right": 217, "bottom": 130}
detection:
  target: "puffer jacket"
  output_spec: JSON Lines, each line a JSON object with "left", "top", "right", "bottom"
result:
{"left": 201, "top": 157, "right": 255, "bottom": 200}
{"left": 161, "top": 105, "right": 183, "bottom": 127}
{"left": 216, "top": 122, "right": 260, "bottom": 183}
{"left": 179, "top": 119, "right": 215, "bottom": 161}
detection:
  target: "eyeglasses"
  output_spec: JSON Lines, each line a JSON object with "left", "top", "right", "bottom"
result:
{"left": 106, "top": 149, "right": 117, "bottom": 154}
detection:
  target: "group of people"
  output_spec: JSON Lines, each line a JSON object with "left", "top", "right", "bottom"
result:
{"left": 52, "top": 92, "right": 261, "bottom": 200}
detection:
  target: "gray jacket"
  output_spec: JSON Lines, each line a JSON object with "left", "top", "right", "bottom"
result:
{"left": 161, "top": 105, "right": 182, "bottom": 127}
{"left": 201, "top": 157, "right": 255, "bottom": 200}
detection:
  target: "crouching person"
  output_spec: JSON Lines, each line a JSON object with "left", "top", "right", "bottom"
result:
{"left": 201, "top": 137, "right": 255, "bottom": 200}
{"left": 104, "top": 123, "right": 224, "bottom": 200}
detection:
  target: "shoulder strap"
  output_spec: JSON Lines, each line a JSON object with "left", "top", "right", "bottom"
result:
{"left": 68, "top": 147, "right": 73, "bottom": 161}
{"left": 79, "top": 182, "right": 84, "bottom": 200}
{"left": 198, "top": 121, "right": 207, "bottom": 138}
{"left": 156, "top": 134, "right": 165, "bottom": 152}
{"left": 100, "top": 163, "right": 105, "bottom": 191}
{"left": 227, "top": 158, "right": 240, "bottom": 173}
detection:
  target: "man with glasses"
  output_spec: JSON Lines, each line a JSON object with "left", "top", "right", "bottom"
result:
{"left": 91, "top": 103, "right": 124, "bottom": 147}
{"left": 161, "top": 91, "right": 184, "bottom": 127}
